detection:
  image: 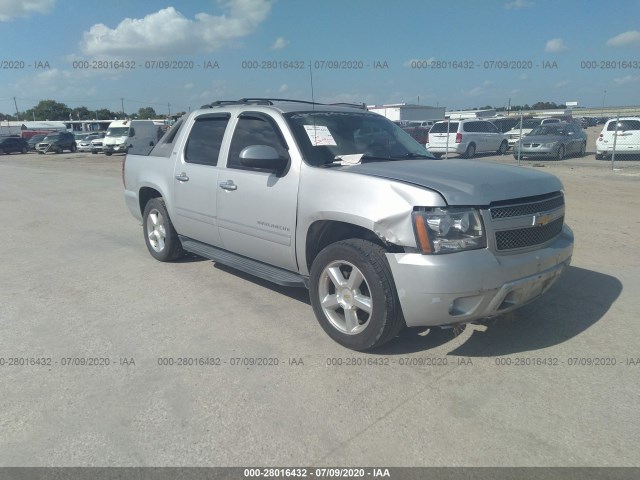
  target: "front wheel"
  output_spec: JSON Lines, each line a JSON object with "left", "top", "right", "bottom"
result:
{"left": 555, "top": 145, "right": 565, "bottom": 161}
{"left": 497, "top": 140, "right": 508, "bottom": 155}
{"left": 142, "top": 198, "right": 183, "bottom": 262}
{"left": 309, "top": 239, "right": 405, "bottom": 351}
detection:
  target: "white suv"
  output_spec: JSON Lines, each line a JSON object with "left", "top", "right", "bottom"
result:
{"left": 596, "top": 117, "right": 640, "bottom": 159}
{"left": 426, "top": 119, "right": 508, "bottom": 158}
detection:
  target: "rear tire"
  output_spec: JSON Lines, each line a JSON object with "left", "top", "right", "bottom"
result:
{"left": 497, "top": 141, "right": 508, "bottom": 155}
{"left": 70, "top": 143, "right": 77, "bottom": 153}
{"left": 463, "top": 143, "right": 476, "bottom": 159}
{"left": 21, "top": 147, "right": 27, "bottom": 154}
{"left": 309, "top": 239, "right": 405, "bottom": 351}
{"left": 578, "top": 142, "right": 586, "bottom": 157}
{"left": 142, "top": 198, "right": 183, "bottom": 262}
{"left": 432, "top": 153, "right": 442, "bottom": 159}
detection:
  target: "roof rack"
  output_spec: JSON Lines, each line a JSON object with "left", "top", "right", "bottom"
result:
{"left": 200, "top": 98, "right": 368, "bottom": 110}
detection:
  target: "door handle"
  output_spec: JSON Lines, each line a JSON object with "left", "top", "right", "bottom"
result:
{"left": 219, "top": 181, "right": 237, "bottom": 191}
{"left": 175, "top": 173, "right": 189, "bottom": 182}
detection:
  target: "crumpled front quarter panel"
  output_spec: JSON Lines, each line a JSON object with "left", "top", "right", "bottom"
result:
{"left": 296, "top": 165, "right": 446, "bottom": 275}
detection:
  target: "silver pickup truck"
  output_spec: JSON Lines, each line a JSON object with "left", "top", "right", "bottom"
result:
{"left": 124, "top": 98, "right": 573, "bottom": 351}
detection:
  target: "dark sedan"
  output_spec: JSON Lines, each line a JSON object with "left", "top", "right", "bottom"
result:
{"left": 0, "top": 136, "right": 29, "bottom": 154}
{"left": 513, "top": 122, "right": 587, "bottom": 160}
{"left": 27, "top": 134, "right": 47, "bottom": 151}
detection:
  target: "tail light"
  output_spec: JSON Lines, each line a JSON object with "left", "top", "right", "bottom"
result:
{"left": 455, "top": 132, "right": 462, "bottom": 143}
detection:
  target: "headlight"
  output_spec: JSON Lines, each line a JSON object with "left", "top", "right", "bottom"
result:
{"left": 412, "top": 207, "right": 486, "bottom": 254}
{"left": 541, "top": 142, "right": 557, "bottom": 148}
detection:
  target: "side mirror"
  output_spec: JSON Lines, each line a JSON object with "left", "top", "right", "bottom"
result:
{"left": 239, "top": 145, "right": 289, "bottom": 175}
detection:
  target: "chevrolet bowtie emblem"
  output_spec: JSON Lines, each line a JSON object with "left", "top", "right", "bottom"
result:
{"left": 532, "top": 213, "right": 552, "bottom": 227}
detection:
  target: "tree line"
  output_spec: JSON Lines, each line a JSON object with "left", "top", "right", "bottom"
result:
{"left": 0, "top": 100, "right": 186, "bottom": 122}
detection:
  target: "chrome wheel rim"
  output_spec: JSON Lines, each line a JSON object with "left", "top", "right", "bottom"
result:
{"left": 146, "top": 208, "right": 167, "bottom": 252}
{"left": 318, "top": 260, "right": 372, "bottom": 335}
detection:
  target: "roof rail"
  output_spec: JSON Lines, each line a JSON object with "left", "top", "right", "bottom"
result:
{"left": 200, "top": 98, "right": 368, "bottom": 110}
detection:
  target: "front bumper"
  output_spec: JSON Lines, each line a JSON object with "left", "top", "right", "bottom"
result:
{"left": 512, "top": 146, "right": 557, "bottom": 158}
{"left": 386, "top": 225, "right": 573, "bottom": 327}
{"left": 103, "top": 144, "right": 128, "bottom": 153}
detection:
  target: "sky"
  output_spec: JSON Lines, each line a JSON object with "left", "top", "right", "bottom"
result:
{"left": 0, "top": 0, "right": 639, "bottom": 116}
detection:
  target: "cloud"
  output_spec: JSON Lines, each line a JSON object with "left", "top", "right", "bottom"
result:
{"left": 0, "top": 0, "right": 54, "bottom": 21}
{"left": 271, "top": 37, "right": 288, "bottom": 49}
{"left": 278, "top": 84, "right": 289, "bottom": 93}
{"left": 614, "top": 75, "right": 640, "bottom": 85}
{"left": 184, "top": 83, "right": 194, "bottom": 89}
{"left": 554, "top": 80, "right": 571, "bottom": 88}
{"left": 606, "top": 30, "right": 640, "bottom": 48}
{"left": 504, "top": 0, "right": 533, "bottom": 9}
{"left": 80, "top": 0, "right": 272, "bottom": 57}
{"left": 464, "top": 80, "right": 493, "bottom": 97}
{"left": 545, "top": 38, "right": 567, "bottom": 53}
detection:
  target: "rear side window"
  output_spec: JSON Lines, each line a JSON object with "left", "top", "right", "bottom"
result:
{"left": 607, "top": 120, "right": 640, "bottom": 131}
{"left": 149, "top": 116, "right": 187, "bottom": 157}
{"left": 184, "top": 115, "right": 230, "bottom": 166}
{"left": 430, "top": 122, "right": 459, "bottom": 133}
{"left": 463, "top": 121, "right": 482, "bottom": 133}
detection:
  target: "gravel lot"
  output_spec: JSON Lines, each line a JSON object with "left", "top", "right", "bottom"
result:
{"left": 1, "top": 132, "right": 639, "bottom": 467}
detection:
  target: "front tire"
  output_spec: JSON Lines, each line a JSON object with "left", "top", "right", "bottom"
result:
{"left": 555, "top": 145, "right": 565, "bottom": 161}
{"left": 309, "top": 239, "right": 405, "bottom": 351}
{"left": 142, "top": 198, "right": 183, "bottom": 262}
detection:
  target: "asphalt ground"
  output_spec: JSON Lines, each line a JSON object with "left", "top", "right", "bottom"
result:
{"left": 0, "top": 133, "right": 639, "bottom": 467}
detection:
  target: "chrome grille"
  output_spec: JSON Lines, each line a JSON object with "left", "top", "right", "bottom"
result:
{"left": 491, "top": 194, "right": 564, "bottom": 219}
{"left": 495, "top": 217, "right": 564, "bottom": 251}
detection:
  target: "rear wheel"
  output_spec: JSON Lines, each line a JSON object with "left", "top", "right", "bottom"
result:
{"left": 309, "top": 239, "right": 405, "bottom": 351}
{"left": 463, "top": 143, "right": 476, "bottom": 159}
{"left": 70, "top": 143, "right": 77, "bottom": 153}
{"left": 21, "top": 146, "right": 27, "bottom": 154}
{"left": 142, "top": 198, "right": 183, "bottom": 262}
{"left": 497, "top": 140, "right": 508, "bottom": 155}
{"left": 432, "top": 153, "right": 442, "bottom": 159}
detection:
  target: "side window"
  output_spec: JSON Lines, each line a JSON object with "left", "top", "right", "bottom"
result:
{"left": 227, "top": 115, "right": 288, "bottom": 169}
{"left": 184, "top": 116, "right": 230, "bottom": 166}
{"left": 465, "top": 122, "right": 479, "bottom": 133}
{"left": 485, "top": 122, "right": 499, "bottom": 133}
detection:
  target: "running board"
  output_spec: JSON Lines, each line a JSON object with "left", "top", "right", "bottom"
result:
{"left": 180, "top": 237, "right": 308, "bottom": 288}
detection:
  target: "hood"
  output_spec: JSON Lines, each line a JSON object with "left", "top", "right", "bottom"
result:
{"left": 343, "top": 159, "right": 563, "bottom": 206}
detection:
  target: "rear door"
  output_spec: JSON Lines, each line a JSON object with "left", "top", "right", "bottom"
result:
{"left": 171, "top": 113, "right": 230, "bottom": 247}
{"left": 483, "top": 121, "right": 502, "bottom": 151}
{"left": 428, "top": 121, "right": 459, "bottom": 148}
{"left": 609, "top": 119, "right": 640, "bottom": 152}
{"left": 216, "top": 112, "right": 299, "bottom": 271}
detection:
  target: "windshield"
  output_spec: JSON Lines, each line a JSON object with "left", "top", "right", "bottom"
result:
{"left": 44, "top": 134, "right": 60, "bottom": 140}
{"left": 106, "top": 127, "right": 130, "bottom": 137}
{"left": 529, "top": 125, "right": 566, "bottom": 136}
{"left": 285, "top": 111, "right": 434, "bottom": 167}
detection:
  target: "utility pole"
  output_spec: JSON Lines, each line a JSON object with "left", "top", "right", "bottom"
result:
{"left": 121, "top": 98, "right": 125, "bottom": 117}
{"left": 13, "top": 97, "right": 20, "bottom": 121}
{"left": 168, "top": 103, "right": 171, "bottom": 116}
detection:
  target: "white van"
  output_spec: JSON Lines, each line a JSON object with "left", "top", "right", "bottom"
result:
{"left": 426, "top": 118, "right": 508, "bottom": 158}
{"left": 596, "top": 117, "right": 640, "bottom": 159}
{"left": 102, "top": 120, "right": 161, "bottom": 156}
